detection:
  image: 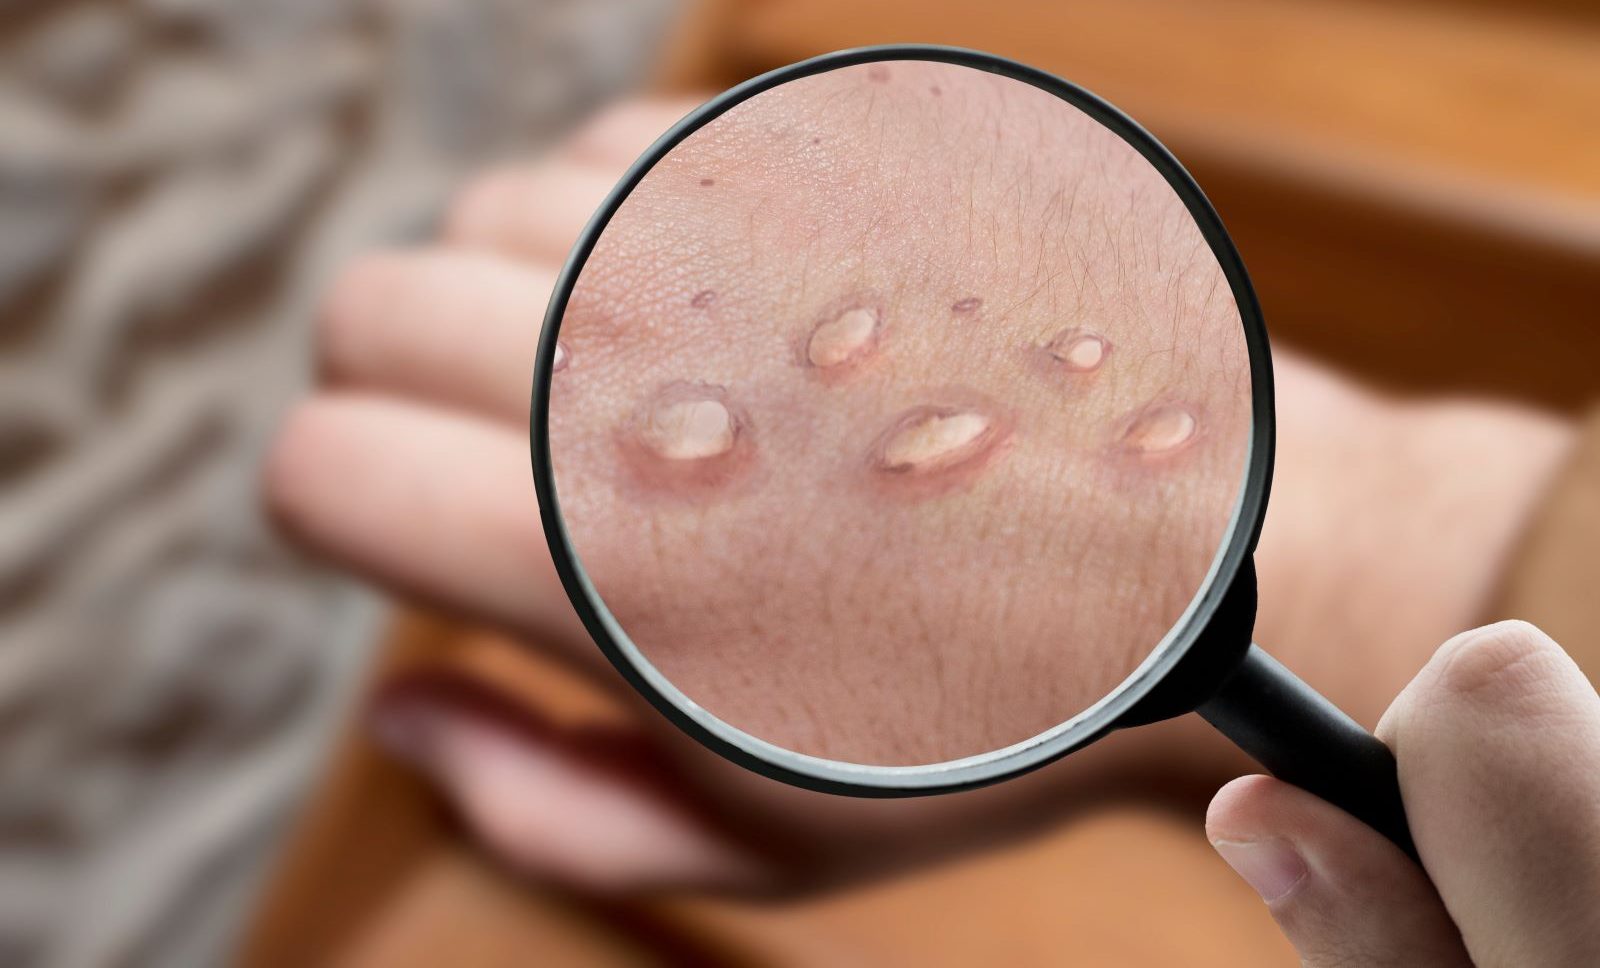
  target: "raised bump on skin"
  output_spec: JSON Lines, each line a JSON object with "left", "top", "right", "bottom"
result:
{"left": 552, "top": 341, "right": 569, "bottom": 372}
{"left": 1121, "top": 403, "right": 1198, "bottom": 455}
{"left": 1046, "top": 327, "right": 1109, "bottom": 372}
{"left": 876, "top": 406, "right": 998, "bottom": 475}
{"left": 806, "top": 307, "right": 879, "bottom": 369}
{"left": 618, "top": 382, "right": 755, "bottom": 497}
{"left": 641, "top": 394, "right": 736, "bottom": 461}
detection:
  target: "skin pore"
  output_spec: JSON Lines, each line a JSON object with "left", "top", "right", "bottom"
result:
{"left": 549, "top": 62, "right": 1251, "bottom": 764}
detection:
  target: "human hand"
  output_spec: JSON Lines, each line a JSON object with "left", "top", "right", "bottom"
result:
{"left": 1207, "top": 621, "right": 1600, "bottom": 967}
{"left": 265, "top": 88, "right": 1573, "bottom": 893}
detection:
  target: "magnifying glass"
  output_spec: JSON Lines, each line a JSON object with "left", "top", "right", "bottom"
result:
{"left": 531, "top": 45, "right": 1415, "bottom": 859}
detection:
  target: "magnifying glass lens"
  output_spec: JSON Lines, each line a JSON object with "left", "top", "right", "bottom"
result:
{"left": 546, "top": 59, "right": 1252, "bottom": 767}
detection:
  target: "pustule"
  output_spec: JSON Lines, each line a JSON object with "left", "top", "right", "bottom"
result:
{"left": 878, "top": 409, "right": 992, "bottom": 472}
{"left": 869, "top": 397, "right": 1014, "bottom": 500}
{"left": 1045, "top": 327, "right": 1110, "bottom": 372}
{"left": 800, "top": 305, "right": 881, "bottom": 380}
{"left": 619, "top": 381, "right": 755, "bottom": 496}
{"left": 642, "top": 396, "right": 736, "bottom": 460}
{"left": 1118, "top": 401, "right": 1200, "bottom": 457}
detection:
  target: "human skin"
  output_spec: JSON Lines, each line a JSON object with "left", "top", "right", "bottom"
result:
{"left": 266, "top": 94, "right": 1577, "bottom": 892}
{"left": 1208, "top": 621, "right": 1600, "bottom": 966}
{"left": 548, "top": 62, "right": 1251, "bottom": 764}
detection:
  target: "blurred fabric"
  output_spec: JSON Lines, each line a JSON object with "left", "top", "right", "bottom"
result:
{"left": 0, "top": 1, "right": 672, "bottom": 965}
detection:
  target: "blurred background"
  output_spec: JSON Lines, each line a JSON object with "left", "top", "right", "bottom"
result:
{"left": 0, "top": 0, "right": 1595, "bottom": 965}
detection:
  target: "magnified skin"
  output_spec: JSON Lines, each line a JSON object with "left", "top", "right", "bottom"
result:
{"left": 550, "top": 62, "right": 1251, "bottom": 765}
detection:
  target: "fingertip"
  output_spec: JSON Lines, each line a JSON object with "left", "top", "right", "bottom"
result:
{"left": 1204, "top": 774, "right": 1282, "bottom": 843}
{"left": 264, "top": 394, "right": 404, "bottom": 543}
{"left": 1373, "top": 621, "right": 1600, "bottom": 964}
{"left": 1204, "top": 776, "right": 1319, "bottom": 906}
{"left": 1205, "top": 773, "right": 1428, "bottom": 902}
{"left": 320, "top": 249, "right": 412, "bottom": 383}
{"left": 1428, "top": 620, "right": 1575, "bottom": 710}
{"left": 262, "top": 396, "right": 345, "bottom": 536}
{"left": 1204, "top": 776, "right": 1469, "bottom": 965}
{"left": 1382, "top": 619, "right": 1593, "bottom": 751}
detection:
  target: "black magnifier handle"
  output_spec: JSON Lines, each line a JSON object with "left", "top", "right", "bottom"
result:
{"left": 1197, "top": 644, "right": 1418, "bottom": 862}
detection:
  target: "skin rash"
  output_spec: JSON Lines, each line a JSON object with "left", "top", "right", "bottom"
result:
{"left": 547, "top": 61, "right": 1252, "bottom": 765}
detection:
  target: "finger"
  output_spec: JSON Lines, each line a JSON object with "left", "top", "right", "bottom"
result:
{"left": 1379, "top": 620, "right": 1600, "bottom": 966}
{"left": 322, "top": 248, "right": 552, "bottom": 425}
{"left": 372, "top": 676, "right": 774, "bottom": 893}
{"left": 557, "top": 98, "right": 706, "bottom": 168}
{"left": 444, "top": 160, "right": 618, "bottom": 263}
{"left": 1206, "top": 775, "right": 1470, "bottom": 968}
{"left": 264, "top": 393, "right": 593, "bottom": 667}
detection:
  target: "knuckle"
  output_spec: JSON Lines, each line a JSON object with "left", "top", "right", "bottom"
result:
{"left": 320, "top": 252, "right": 413, "bottom": 364}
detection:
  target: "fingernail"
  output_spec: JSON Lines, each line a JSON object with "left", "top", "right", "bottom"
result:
{"left": 1211, "top": 838, "right": 1308, "bottom": 903}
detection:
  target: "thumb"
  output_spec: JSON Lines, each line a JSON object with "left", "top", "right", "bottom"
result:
{"left": 1206, "top": 775, "right": 1469, "bottom": 968}
{"left": 372, "top": 676, "right": 775, "bottom": 894}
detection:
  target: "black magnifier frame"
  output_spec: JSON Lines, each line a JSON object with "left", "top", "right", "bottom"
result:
{"left": 530, "top": 44, "right": 1416, "bottom": 859}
